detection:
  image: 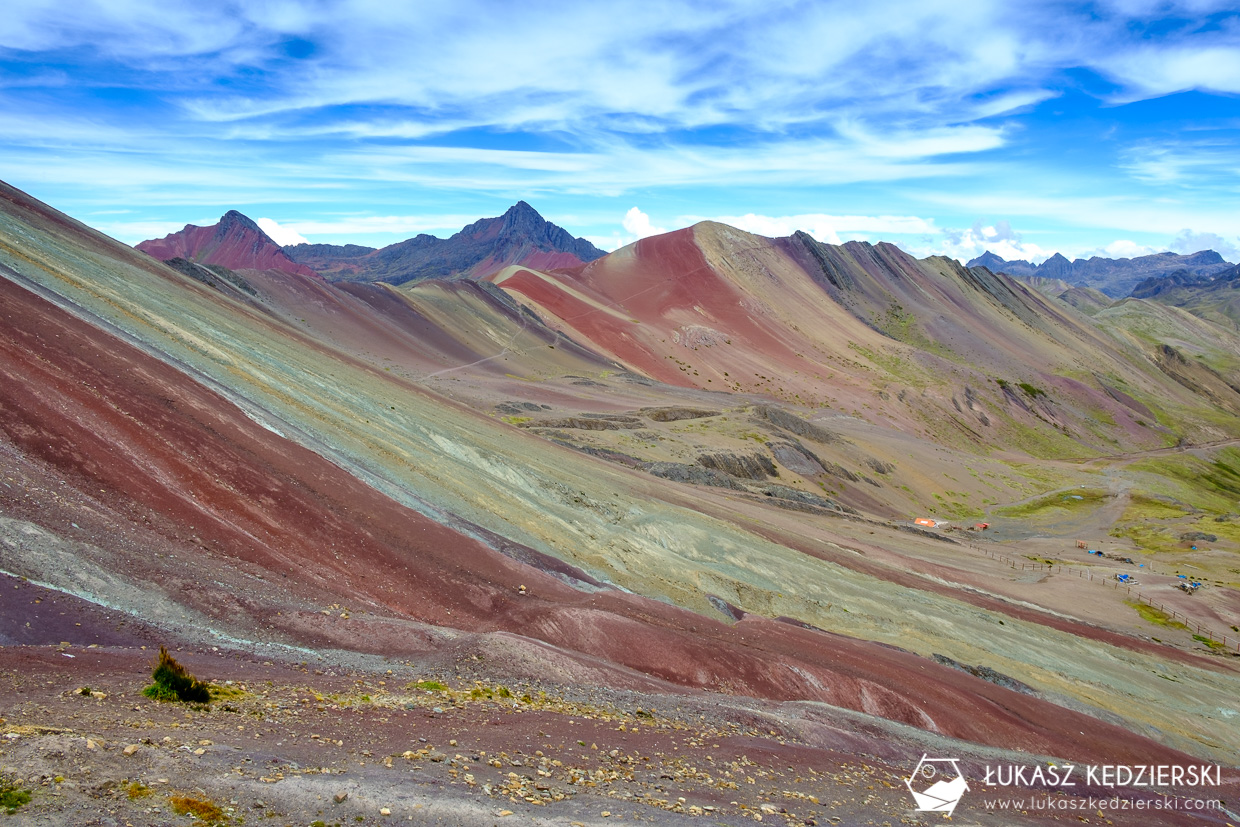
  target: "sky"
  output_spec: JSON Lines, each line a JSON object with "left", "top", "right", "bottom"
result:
{"left": 2, "top": 1, "right": 1239, "bottom": 264}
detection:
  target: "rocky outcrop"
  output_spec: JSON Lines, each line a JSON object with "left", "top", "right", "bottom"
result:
{"left": 696, "top": 451, "right": 776, "bottom": 480}
{"left": 643, "top": 461, "right": 744, "bottom": 489}
{"left": 522, "top": 416, "right": 634, "bottom": 431}
{"left": 769, "top": 442, "right": 826, "bottom": 476}
{"left": 753, "top": 406, "right": 840, "bottom": 444}
{"left": 641, "top": 407, "right": 720, "bottom": 422}
{"left": 932, "top": 655, "right": 1038, "bottom": 696}
{"left": 163, "top": 257, "right": 256, "bottom": 297}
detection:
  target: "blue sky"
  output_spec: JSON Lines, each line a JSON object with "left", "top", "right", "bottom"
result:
{"left": 2, "top": 1, "right": 1239, "bottom": 264}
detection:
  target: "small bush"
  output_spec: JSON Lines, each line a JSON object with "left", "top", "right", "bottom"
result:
{"left": 142, "top": 647, "right": 210, "bottom": 703}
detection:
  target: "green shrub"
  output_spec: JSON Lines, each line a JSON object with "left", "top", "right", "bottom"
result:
{"left": 142, "top": 647, "right": 210, "bottom": 703}
{"left": 0, "top": 776, "right": 30, "bottom": 813}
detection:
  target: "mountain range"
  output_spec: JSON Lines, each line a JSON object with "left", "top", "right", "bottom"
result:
{"left": 139, "top": 201, "right": 604, "bottom": 285}
{"left": 4, "top": 179, "right": 1240, "bottom": 821}
{"left": 968, "top": 249, "right": 1234, "bottom": 297}
{"left": 1126, "top": 263, "right": 1240, "bottom": 330}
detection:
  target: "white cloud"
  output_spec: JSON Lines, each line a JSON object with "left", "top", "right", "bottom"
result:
{"left": 1170, "top": 228, "right": 1240, "bottom": 262}
{"left": 1100, "top": 239, "right": 1159, "bottom": 259}
{"left": 1101, "top": 45, "right": 1240, "bottom": 99}
{"left": 257, "top": 217, "right": 309, "bottom": 246}
{"left": 923, "top": 220, "right": 1054, "bottom": 264}
{"left": 621, "top": 207, "right": 666, "bottom": 240}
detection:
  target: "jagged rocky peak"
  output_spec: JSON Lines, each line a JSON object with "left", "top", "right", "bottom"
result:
{"left": 218, "top": 209, "right": 263, "bottom": 235}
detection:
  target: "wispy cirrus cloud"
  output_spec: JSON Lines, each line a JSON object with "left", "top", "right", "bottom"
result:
{"left": 3, "top": 0, "right": 1240, "bottom": 257}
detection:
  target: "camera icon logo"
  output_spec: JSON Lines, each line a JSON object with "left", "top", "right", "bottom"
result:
{"left": 903, "top": 754, "right": 969, "bottom": 816}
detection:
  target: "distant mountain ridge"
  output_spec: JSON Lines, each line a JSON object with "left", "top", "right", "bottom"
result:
{"left": 968, "top": 249, "right": 1233, "bottom": 297}
{"left": 1017, "top": 275, "right": 1114, "bottom": 317}
{"left": 285, "top": 201, "right": 606, "bottom": 284}
{"left": 136, "top": 210, "right": 319, "bottom": 278}
{"left": 1128, "top": 263, "right": 1240, "bottom": 329}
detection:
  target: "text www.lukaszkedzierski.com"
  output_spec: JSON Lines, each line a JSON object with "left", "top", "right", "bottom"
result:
{"left": 981, "top": 796, "right": 1222, "bottom": 812}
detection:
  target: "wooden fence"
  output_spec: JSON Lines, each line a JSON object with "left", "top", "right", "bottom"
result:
{"left": 965, "top": 542, "right": 1239, "bottom": 654}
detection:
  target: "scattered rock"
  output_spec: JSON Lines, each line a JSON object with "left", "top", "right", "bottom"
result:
{"left": 334, "top": 792, "right": 349, "bottom": 803}
{"left": 122, "top": 744, "right": 140, "bottom": 756}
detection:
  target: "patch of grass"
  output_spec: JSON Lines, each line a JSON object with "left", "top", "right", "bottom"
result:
{"left": 1126, "top": 600, "right": 1188, "bottom": 630}
{"left": 208, "top": 683, "right": 246, "bottom": 700}
{"left": 0, "top": 777, "right": 30, "bottom": 814}
{"left": 169, "top": 794, "right": 224, "bottom": 822}
{"left": 1109, "top": 494, "right": 1197, "bottom": 552}
{"left": 1110, "top": 523, "right": 1178, "bottom": 553}
{"left": 937, "top": 499, "right": 984, "bottom": 520}
{"left": 1129, "top": 448, "right": 1240, "bottom": 515}
{"left": 126, "top": 781, "right": 153, "bottom": 800}
{"left": 1193, "top": 634, "right": 1225, "bottom": 651}
{"left": 1126, "top": 493, "right": 1191, "bottom": 520}
{"left": 995, "top": 488, "right": 1110, "bottom": 520}
{"left": 409, "top": 680, "right": 448, "bottom": 692}
{"left": 142, "top": 646, "right": 210, "bottom": 703}
{"left": 1017, "top": 382, "right": 1046, "bottom": 398}
{"left": 501, "top": 415, "right": 531, "bottom": 425}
